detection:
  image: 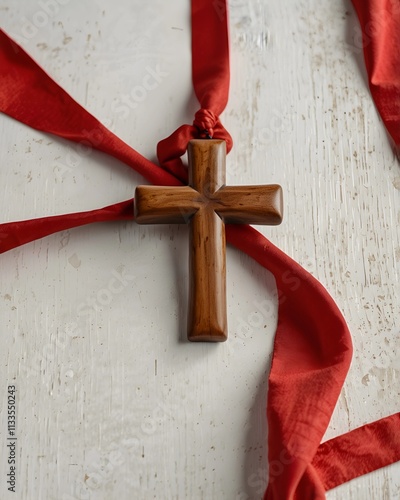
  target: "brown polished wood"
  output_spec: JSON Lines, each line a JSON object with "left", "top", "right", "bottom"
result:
{"left": 134, "top": 139, "right": 283, "bottom": 342}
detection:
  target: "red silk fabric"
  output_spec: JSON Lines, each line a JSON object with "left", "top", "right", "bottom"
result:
{"left": 351, "top": 0, "right": 400, "bottom": 145}
{"left": 0, "top": 1, "right": 399, "bottom": 498}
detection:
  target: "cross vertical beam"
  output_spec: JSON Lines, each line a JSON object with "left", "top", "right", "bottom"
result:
{"left": 187, "top": 140, "right": 227, "bottom": 341}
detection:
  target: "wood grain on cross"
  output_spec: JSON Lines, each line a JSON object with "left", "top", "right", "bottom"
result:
{"left": 134, "top": 140, "right": 283, "bottom": 342}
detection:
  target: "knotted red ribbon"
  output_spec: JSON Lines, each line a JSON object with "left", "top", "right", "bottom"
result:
{"left": 157, "top": 108, "right": 233, "bottom": 182}
{"left": 157, "top": 0, "right": 232, "bottom": 181}
{"left": 1, "top": 0, "right": 399, "bottom": 498}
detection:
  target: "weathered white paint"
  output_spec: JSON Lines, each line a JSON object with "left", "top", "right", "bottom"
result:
{"left": 0, "top": 0, "right": 399, "bottom": 498}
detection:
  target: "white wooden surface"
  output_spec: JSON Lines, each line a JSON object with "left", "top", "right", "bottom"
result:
{"left": 1, "top": 1, "right": 399, "bottom": 499}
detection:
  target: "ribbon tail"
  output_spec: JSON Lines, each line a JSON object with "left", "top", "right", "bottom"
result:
{"left": 313, "top": 412, "right": 400, "bottom": 491}
{"left": 0, "top": 200, "right": 134, "bottom": 254}
{"left": 0, "top": 29, "right": 179, "bottom": 187}
{"left": 351, "top": 0, "right": 400, "bottom": 146}
{"left": 226, "top": 225, "right": 353, "bottom": 499}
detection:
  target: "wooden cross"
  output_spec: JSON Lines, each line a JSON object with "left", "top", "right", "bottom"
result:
{"left": 134, "top": 140, "right": 283, "bottom": 342}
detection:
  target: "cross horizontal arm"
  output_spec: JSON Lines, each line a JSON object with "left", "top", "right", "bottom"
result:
{"left": 135, "top": 186, "right": 200, "bottom": 224}
{"left": 215, "top": 184, "right": 283, "bottom": 225}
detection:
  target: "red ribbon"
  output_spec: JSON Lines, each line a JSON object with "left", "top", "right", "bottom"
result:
{"left": 351, "top": 0, "right": 400, "bottom": 146}
{"left": 1, "top": 1, "right": 399, "bottom": 498}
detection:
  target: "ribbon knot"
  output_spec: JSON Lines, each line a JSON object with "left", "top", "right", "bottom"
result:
{"left": 193, "top": 108, "right": 218, "bottom": 138}
{"left": 156, "top": 108, "right": 233, "bottom": 183}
